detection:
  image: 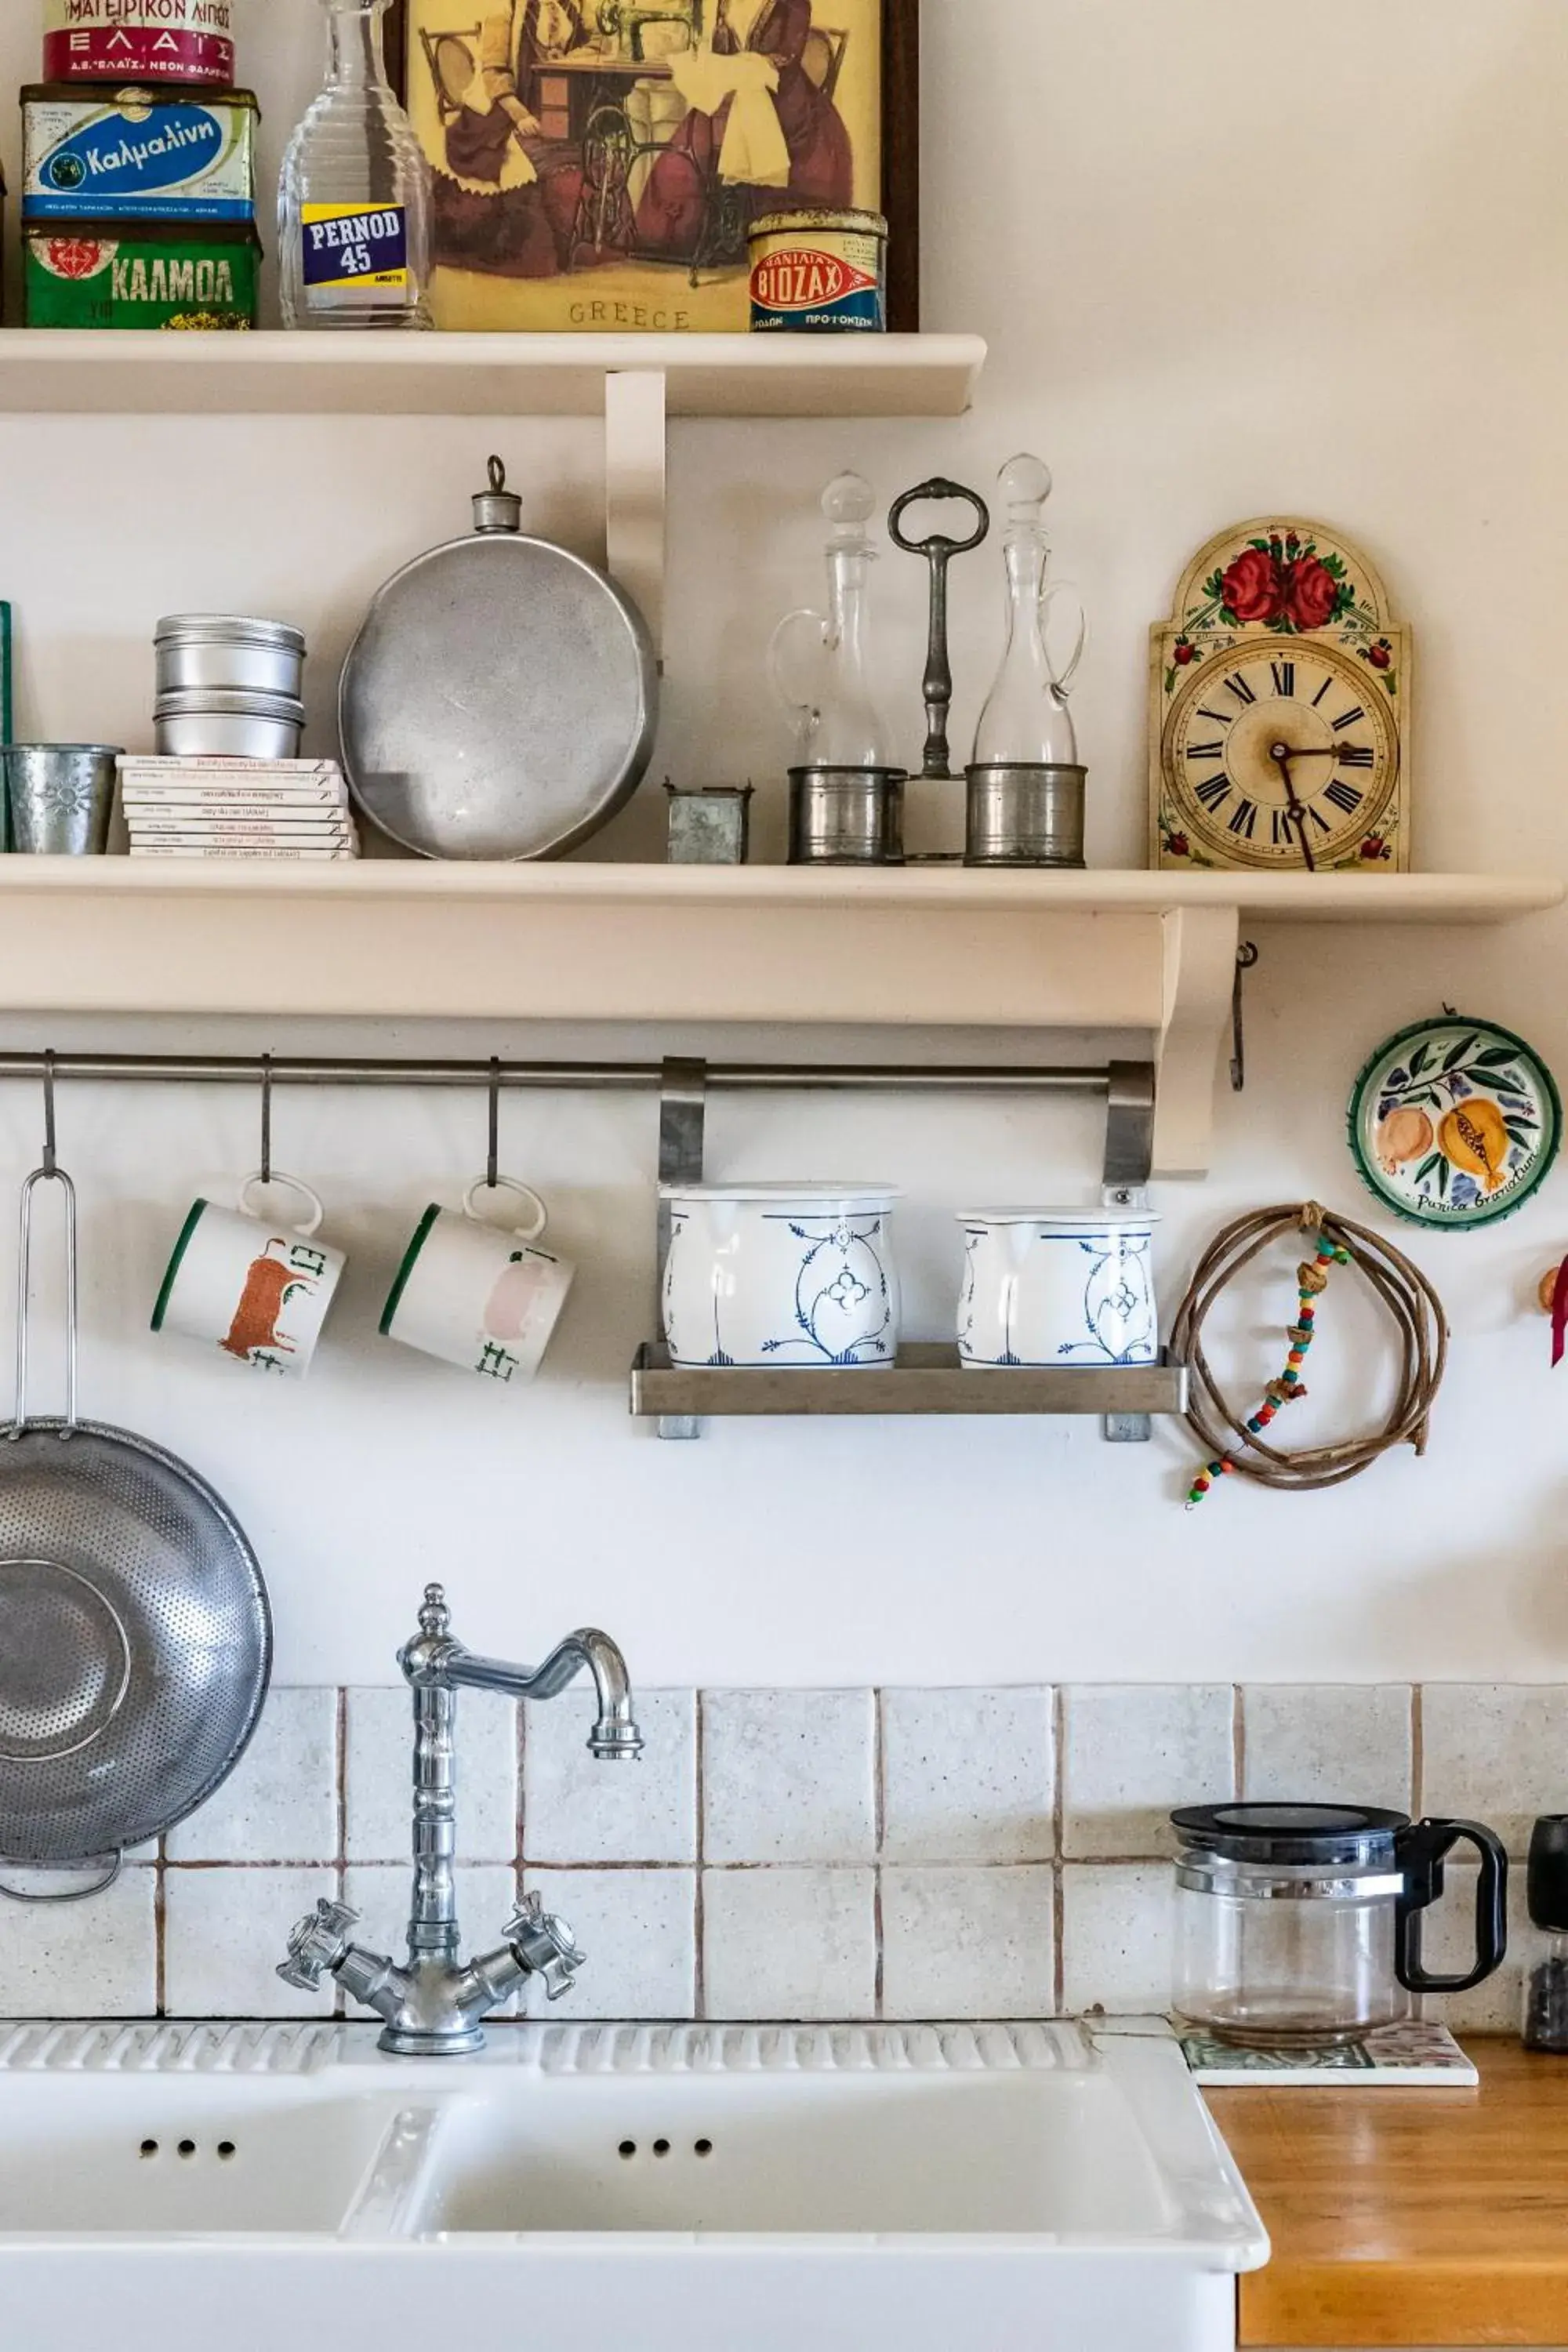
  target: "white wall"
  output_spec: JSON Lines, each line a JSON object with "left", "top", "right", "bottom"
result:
{"left": 0, "top": 0, "right": 1565, "bottom": 1690}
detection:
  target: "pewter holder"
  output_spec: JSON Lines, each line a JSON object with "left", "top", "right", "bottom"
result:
{"left": 887, "top": 477, "right": 991, "bottom": 780}
{"left": 787, "top": 763, "right": 906, "bottom": 866}
{"left": 964, "top": 760, "right": 1087, "bottom": 869}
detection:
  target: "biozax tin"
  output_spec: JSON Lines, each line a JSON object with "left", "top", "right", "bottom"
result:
{"left": 23, "top": 84, "right": 258, "bottom": 223}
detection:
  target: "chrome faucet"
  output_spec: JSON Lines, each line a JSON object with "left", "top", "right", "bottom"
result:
{"left": 278, "top": 1583, "right": 643, "bottom": 2057}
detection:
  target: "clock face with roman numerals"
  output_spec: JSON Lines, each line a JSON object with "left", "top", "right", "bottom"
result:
{"left": 1163, "top": 641, "right": 1399, "bottom": 871}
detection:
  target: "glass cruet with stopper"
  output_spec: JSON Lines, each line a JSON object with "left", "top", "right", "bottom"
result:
{"left": 768, "top": 472, "right": 900, "bottom": 771}
{"left": 280, "top": 0, "right": 434, "bottom": 331}
{"left": 971, "top": 454, "right": 1088, "bottom": 768}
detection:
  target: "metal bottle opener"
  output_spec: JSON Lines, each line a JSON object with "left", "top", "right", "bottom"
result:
{"left": 888, "top": 477, "right": 991, "bottom": 779}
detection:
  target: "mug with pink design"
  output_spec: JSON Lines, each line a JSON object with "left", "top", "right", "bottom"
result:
{"left": 380, "top": 1178, "right": 575, "bottom": 1386}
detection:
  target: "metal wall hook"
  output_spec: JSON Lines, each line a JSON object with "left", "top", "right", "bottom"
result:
{"left": 40, "top": 1051, "right": 56, "bottom": 1179}
{"left": 259, "top": 1053, "right": 274, "bottom": 1186}
{"left": 486, "top": 1057, "right": 501, "bottom": 1193}
{"left": 1231, "top": 943, "right": 1261, "bottom": 1094}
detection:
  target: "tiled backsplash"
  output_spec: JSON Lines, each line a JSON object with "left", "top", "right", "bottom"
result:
{"left": 3, "top": 1683, "right": 1557, "bottom": 2029}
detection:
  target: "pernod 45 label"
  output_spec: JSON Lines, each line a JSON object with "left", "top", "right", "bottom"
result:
{"left": 302, "top": 202, "right": 410, "bottom": 295}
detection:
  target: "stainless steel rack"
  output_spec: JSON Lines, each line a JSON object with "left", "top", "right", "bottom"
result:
{"left": 0, "top": 1046, "right": 1175, "bottom": 1446}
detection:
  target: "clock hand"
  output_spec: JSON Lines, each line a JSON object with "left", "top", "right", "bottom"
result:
{"left": 1268, "top": 744, "right": 1318, "bottom": 873}
{"left": 1269, "top": 742, "right": 1361, "bottom": 764}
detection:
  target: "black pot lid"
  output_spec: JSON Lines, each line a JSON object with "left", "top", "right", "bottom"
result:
{"left": 1172, "top": 1802, "right": 1410, "bottom": 1867}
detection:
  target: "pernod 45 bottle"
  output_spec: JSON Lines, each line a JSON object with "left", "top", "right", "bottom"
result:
{"left": 280, "top": 0, "right": 433, "bottom": 329}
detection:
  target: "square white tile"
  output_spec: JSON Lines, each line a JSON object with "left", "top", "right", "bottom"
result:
{"left": 702, "top": 1869, "right": 876, "bottom": 2020}
{"left": 343, "top": 1864, "right": 520, "bottom": 2014}
{"left": 1420, "top": 1684, "right": 1568, "bottom": 1857}
{"left": 880, "top": 1866, "right": 1055, "bottom": 2020}
{"left": 1243, "top": 1686, "right": 1414, "bottom": 1809}
{"left": 702, "top": 1691, "right": 876, "bottom": 1864}
{"left": 345, "top": 1686, "right": 517, "bottom": 1863}
{"left": 1062, "top": 1686, "right": 1235, "bottom": 1859}
{"left": 524, "top": 1690, "right": 695, "bottom": 1864}
{"left": 165, "top": 1689, "right": 338, "bottom": 1863}
{"left": 164, "top": 1867, "right": 339, "bottom": 2017}
{"left": 1061, "top": 1864, "right": 1173, "bottom": 2015}
{"left": 880, "top": 1689, "right": 1054, "bottom": 1864}
{"left": 0, "top": 1865, "right": 156, "bottom": 2017}
{"left": 520, "top": 1869, "right": 697, "bottom": 2020}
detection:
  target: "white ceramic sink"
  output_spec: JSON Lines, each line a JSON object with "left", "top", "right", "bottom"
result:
{"left": 0, "top": 2018, "right": 1266, "bottom": 2352}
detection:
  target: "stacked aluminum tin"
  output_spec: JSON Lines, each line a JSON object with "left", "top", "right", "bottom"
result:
{"left": 154, "top": 616, "right": 305, "bottom": 758}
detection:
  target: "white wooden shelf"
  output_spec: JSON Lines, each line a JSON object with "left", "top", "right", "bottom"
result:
{"left": 0, "top": 329, "right": 985, "bottom": 419}
{"left": 0, "top": 862, "right": 1552, "bottom": 1176}
{"left": 0, "top": 328, "right": 985, "bottom": 652}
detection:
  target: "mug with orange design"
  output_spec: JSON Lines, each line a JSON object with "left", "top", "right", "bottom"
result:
{"left": 381, "top": 1177, "right": 575, "bottom": 1386}
{"left": 152, "top": 1174, "right": 347, "bottom": 1379}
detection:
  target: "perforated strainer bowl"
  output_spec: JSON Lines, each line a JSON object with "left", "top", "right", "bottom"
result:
{"left": 0, "top": 1164, "right": 270, "bottom": 1895}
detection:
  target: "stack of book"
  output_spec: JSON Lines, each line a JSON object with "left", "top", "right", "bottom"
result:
{"left": 118, "top": 758, "right": 360, "bottom": 860}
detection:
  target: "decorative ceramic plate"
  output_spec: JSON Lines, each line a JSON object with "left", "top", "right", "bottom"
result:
{"left": 1348, "top": 1014, "right": 1562, "bottom": 1228}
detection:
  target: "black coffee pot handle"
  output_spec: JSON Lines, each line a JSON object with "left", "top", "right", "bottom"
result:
{"left": 1394, "top": 1817, "right": 1508, "bottom": 1994}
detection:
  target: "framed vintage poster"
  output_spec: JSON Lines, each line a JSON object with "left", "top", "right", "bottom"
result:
{"left": 386, "top": 0, "right": 918, "bottom": 333}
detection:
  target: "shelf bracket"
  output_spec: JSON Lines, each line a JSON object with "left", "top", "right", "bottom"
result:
{"left": 1102, "top": 1059, "right": 1156, "bottom": 1446}
{"left": 605, "top": 368, "right": 667, "bottom": 662}
{"left": 654, "top": 1054, "right": 707, "bottom": 1440}
{"left": 1155, "top": 902, "right": 1243, "bottom": 1177}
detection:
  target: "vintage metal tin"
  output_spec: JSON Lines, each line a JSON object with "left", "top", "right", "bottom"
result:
{"left": 155, "top": 618, "right": 306, "bottom": 699}
{"left": 665, "top": 782, "right": 753, "bottom": 865}
{"left": 24, "top": 221, "right": 259, "bottom": 328}
{"left": 749, "top": 209, "right": 887, "bottom": 334}
{"left": 154, "top": 690, "right": 304, "bottom": 760}
{"left": 43, "top": 1, "right": 236, "bottom": 87}
{"left": 23, "top": 85, "right": 258, "bottom": 223}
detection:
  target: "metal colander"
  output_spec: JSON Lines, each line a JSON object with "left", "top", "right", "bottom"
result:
{"left": 0, "top": 1162, "right": 270, "bottom": 1889}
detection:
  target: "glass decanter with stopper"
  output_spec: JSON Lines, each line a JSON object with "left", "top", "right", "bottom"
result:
{"left": 280, "top": 0, "right": 434, "bottom": 331}
{"left": 769, "top": 472, "right": 906, "bottom": 865}
{"left": 966, "top": 454, "right": 1090, "bottom": 868}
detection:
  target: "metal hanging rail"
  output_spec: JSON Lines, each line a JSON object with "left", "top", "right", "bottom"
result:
{"left": 0, "top": 1052, "right": 1112, "bottom": 1094}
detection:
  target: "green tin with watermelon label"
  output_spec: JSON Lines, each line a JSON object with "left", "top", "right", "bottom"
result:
{"left": 24, "top": 222, "right": 259, "bottom": 328}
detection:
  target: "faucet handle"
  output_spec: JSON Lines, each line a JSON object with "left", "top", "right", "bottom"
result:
{"left": 278, "top": 1897, "right": 361, "bottom": 1992}
{"left": 505, "top": 1892, "right": 586, "bottom": 2002}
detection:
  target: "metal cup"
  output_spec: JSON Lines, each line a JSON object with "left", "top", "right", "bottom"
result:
{"left": 4, "top": 746, "right": 121, "bottom": 856}
{"left": 788, "top": 765, "right": 906, "bottom": 866}
{"left": 964, "top": 763, "right": 1087, "bottom": 869}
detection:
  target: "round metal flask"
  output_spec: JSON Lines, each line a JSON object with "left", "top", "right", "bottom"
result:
{"left": 339, "top": 458, "right": 659, "bottom": 861}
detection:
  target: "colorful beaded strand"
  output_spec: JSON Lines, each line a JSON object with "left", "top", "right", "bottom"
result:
{"left": 1185, "top": 1234, "right": 1351, "bottom": 1508}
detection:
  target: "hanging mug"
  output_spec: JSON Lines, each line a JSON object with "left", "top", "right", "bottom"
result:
{"left": 152, "top": 1174, "right": 346, "bottom": 1378}
{"left": 381, "top": 1178, "right": 575, "bottom": 1386}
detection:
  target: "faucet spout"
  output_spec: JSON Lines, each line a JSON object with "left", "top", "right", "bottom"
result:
{"left": 409, "top": 1606, "right": 644, "bottom": 1760}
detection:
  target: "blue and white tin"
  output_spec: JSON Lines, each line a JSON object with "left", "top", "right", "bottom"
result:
{"left": 957, "top": 1208, "right": 1160, "bottom": 1370}
{"left": 662, "top": 1184, "right": 901, "bottom": 1370}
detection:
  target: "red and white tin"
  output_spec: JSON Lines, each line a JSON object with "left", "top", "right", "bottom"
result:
{"left": 43, "top": 0, "right": 236, "bottom": 87}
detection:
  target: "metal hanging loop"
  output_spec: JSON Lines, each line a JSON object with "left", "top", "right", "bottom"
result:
{"left": 887, "top": 477, "right": 992, "bottom": 780}
{"left": 259, "top": 1054, "right": 274, "bottom": 1187}
{"left": 40, "top": 1051, "right": 56, "bottom": 1179}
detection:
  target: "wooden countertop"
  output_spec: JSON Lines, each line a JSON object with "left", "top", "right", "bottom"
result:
{"left": 1208, "top": 2041, "right": 1568, "bottom": 2346}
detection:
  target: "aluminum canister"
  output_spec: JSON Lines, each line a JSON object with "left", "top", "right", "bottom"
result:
{"left": 43, "top": 0, "right": 236, "bottom": 86}
{"left": 964, "top": 763, "right": 1087, "bottom": 869}
{"left": 788, "top": 765, "right": 906, "bottom": 866}
{"left": 154, "top": 690, "right": 303, "bottom": 760}
{"left": 3, "top": 745, "right": 121, "bottom": 855}
{"left": 750, "top": 209, "right": 887, "bottom": 333}
{"left": 156, "top": 617, "right": 306, "bottom": 700}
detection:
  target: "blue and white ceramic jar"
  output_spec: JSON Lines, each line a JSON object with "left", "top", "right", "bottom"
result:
{"left": 662, "top": 1184, "right": 901, "bottom": 1370}
{"left": 957, "top": 1207, "right": 1160, "bottom": 1369}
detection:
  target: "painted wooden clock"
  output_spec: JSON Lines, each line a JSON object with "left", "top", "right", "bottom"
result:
{"left": 1150, "top": 518, "right": 1410, "bottom": 873}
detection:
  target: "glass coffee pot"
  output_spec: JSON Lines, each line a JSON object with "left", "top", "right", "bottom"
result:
{"left": 1171, "top": 1802, "right": 1508, "bottom": 2046}
{"left": 964, "top": 455, "right": 1090, "bottom": 868}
